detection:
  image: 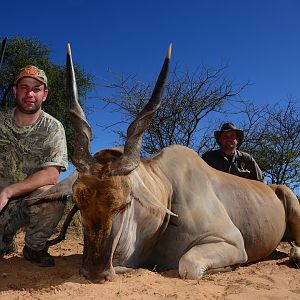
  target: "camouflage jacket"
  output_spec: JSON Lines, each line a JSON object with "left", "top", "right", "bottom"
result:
{"left": 0, "top": 109, "right": 68, "bottom": 188}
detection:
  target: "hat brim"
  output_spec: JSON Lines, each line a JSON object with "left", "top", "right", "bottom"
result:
{"left": 214, "top": 129, "right": 244, "bottom": 147}
{"left": 14, "top": 75, "right": 47, "bottom": 87}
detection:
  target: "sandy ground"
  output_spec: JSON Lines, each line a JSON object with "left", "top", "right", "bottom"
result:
{"left": 0, "top": 225, "right": 299, "bottom": 300}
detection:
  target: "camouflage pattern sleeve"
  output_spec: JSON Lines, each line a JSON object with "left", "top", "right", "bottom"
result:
{"left": 0, "top": 110, "right": 68, "bottom": 188}
{"left": 40, "top": 120, "right": 68, "bottom": 172}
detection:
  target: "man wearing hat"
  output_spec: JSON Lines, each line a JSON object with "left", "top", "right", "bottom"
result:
{"left": 202, "top": 122, "right": 263, "bottom": 181}
{"left": 0, "top": 65, "right": 68, "bottom": 267}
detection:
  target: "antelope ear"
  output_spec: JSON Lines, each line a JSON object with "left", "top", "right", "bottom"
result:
{"left": 66, "top": 43, "right": 93, "bottom": 173}
{"left": 130, "top": 170, "right": 177, "bottom": 216}
{"left": 110, "top": 44, "right": 172, "bottom": 176}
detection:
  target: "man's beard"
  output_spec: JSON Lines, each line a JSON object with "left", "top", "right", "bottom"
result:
{"left": 15, "top": 98, "right": 43, "bottom": 114}
{"left": 221, "top": 142, "right": 236, "bottom": 152}
{"left": 223, "top": 143, "right": 235, "bottom": 149}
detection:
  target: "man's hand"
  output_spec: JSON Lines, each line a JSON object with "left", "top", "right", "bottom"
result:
{"left": 0, "top": 188, "right": 12, "bottom": 212}
{"left": 0, "top": 167, "right": 60, "bottom": 212}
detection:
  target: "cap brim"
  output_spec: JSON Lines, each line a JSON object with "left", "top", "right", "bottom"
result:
{"left": 14, "top": 75, "right": 47, "bottom": 87}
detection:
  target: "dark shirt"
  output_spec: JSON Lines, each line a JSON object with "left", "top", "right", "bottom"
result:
{"left": 202, "top": 149, "right": 263, "bottom": 181}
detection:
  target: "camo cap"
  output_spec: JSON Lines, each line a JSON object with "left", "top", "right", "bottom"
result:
{"left": 14, "top": 65, "right": 48, "bottom": 87}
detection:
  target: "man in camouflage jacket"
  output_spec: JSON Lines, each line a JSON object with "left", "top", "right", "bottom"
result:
{"left": 0, "top": 65, "right": 68, "bottom": 267}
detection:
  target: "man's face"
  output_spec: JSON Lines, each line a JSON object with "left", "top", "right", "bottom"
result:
{"left": 219, "top": 130, "right": 238, "bottom": 151}
{"left": 13, "top": 77, "right": 48, "bottom": 114}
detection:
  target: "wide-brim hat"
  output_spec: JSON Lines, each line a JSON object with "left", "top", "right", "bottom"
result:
{"left": 214, "top": 122, "right": 244, "bottom": 147}
{"left": 14, "top": 65, "right": 48, "bottom": 87}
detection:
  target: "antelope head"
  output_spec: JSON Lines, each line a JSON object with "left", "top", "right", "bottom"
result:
{"left": 66, "top": 44, "right": 171, "bottom": 282}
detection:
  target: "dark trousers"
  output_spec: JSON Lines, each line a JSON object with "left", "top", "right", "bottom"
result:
{"left": 0, "top": 187, "right": 66, "bottom": 252}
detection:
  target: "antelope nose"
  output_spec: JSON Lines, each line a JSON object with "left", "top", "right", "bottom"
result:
{"left": 79, "top": 266, "right": 115, "bottom": 283}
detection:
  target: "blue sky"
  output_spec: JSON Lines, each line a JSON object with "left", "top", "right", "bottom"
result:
{"left": 2, "top": 0, "right": 300, "bottom": 179}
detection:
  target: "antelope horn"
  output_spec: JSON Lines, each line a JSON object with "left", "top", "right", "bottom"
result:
{"left": 0, "top": 37, "right": 7, "bottom": 69}
{"left": 66, "top": 43, "right": 93, "bottom": 172}
{"left": 110, "top": 44, "right": 172, "bottom": 176}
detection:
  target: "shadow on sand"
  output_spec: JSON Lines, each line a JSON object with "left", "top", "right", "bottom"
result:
{"left": 0, "top": 254, "right": 86, "bottom": 292}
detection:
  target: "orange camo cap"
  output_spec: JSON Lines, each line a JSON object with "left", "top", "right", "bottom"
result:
{"left": 14, "top": 65, "right": 48, "bottom": 87}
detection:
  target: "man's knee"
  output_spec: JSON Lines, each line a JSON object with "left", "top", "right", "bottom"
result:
{"left": 29, "top": 199, "right": 66, "bottom": 225}
{"left": 28, "top": 185, "right": 55, "bottom": 198}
